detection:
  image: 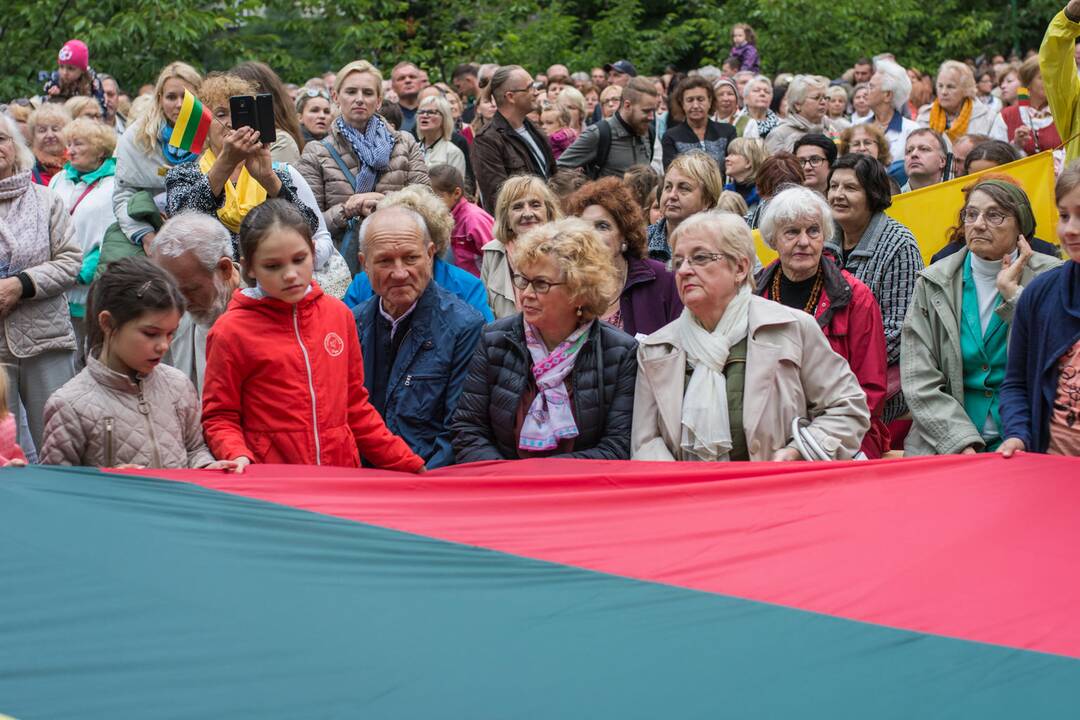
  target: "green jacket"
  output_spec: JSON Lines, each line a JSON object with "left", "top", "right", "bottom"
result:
{"left": 901, "top": 247, "right": 1061, "bottom": 455}
{"left": 94, "top": 190, "right": 160, "bottom": 280}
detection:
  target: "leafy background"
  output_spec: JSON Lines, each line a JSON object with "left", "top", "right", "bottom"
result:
{"left": 0, "top": 0, "right": 1064, "bottom": 99}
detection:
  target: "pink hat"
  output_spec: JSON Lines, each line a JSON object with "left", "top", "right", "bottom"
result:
{"left": 58, "top": 40, "right": 89, "bottom": 71}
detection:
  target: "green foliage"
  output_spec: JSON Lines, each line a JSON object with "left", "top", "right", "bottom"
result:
{"left": 0, "top": 0, "right": 1067, "bottom": 101}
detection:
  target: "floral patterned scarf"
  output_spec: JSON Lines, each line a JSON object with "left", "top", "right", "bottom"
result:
{"left": 518, "top": 319, "right": 593, "bottom": 452}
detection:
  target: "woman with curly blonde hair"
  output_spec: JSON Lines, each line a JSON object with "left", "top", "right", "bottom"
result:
{"left": 452, "top": 218, "right": 640, "bottom": 462}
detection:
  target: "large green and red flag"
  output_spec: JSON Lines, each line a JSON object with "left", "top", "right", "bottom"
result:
{"left": 2, "top": 454, "right": 1080, "bottom": 717}
{"left": 169, "top": 89, "right": 212, "bottom": 155}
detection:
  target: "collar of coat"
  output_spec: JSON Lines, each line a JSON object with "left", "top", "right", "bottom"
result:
{"left": 918, "top": 244, "right": 1062, "bottom": 291}
{"left": 755, "top": 257, "right": 852, "bottom": 328}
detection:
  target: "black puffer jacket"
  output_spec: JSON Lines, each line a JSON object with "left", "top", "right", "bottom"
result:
{"left": 451, "top": 315, "right": 638, "bottom": 462}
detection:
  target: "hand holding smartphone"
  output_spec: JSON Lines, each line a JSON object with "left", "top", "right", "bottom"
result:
{"left": 229, "top": 93, "right": 277, "bottom": 145}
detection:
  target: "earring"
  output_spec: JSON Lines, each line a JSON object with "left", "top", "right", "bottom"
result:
{"left": 576, "top": 306, "right": 583, "bottom": 318}
{"left": 620, "top": 242, "right": 627, "bottom": 253}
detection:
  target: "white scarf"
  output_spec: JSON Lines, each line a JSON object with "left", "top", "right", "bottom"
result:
{"left": 677, "top": 286, "right": 751, "bottom": 462}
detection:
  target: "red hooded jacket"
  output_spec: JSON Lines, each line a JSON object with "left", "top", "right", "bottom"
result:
{"left": 759, "top": 261, "right": 890, "bottom": 458}
{"left": 202, "top": 283, "right": 423, "bottom": 471}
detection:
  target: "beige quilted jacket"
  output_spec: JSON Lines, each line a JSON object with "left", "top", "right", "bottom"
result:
{"left": 297, "top": 120, "right": 430, "bottom": 240}
{"left": 40, "top": 354, "right": 216, "bottom": 468}
{"left": 1, "top": 184, "right": 81, "bottom": 358}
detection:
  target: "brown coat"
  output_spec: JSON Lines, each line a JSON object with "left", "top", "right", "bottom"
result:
{"left": 631, "top": 296, "right": 870, "bottom": 461}
{"left": 297, "top": 119, "right": 430, "bottom": 240}
{"left": 40, "top": 354, "right": 216, "bottom": 468}
{"left": 470, "top": 112, "right": 555, "bottom": 213}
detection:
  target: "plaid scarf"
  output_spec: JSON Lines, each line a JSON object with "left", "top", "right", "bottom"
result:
{"left": 335, "top": 115, "right": 396, "bottom": 193}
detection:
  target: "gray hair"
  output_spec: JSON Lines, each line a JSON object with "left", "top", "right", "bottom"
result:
{"left": 759, "top": 186, "right": 834, "bottom": 251}
{"left": 669, "top": 210, "right": 756, "bottom": 288}
{"left": 692, "top": 65, "right": 723, "bottom": 85}
{"left": 743, "top": 75, "right": 774, "bottom": 97}
{"left": 418, "top": 94, "right": 454, "bottom": 141}
{"left": 0, "top": 113, "right": 35, "bottom": 175}
{"left": 150, "top": 211, "right": 233, "bottom": 272}
{"left": 358, "top": 205, "right": 430, "bottom": 255}
{"left": 786, "top": 75, "right": 829, "bottom": 113}
{"left": 873, "top": 58, "right": 911, "bottom": 111}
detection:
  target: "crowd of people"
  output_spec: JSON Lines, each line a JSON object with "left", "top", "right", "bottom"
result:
{"left": 1, "top": 2, "right": 1080, "bottom": 471}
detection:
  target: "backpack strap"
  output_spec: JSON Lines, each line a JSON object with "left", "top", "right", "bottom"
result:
{"left": 321, "top": 138, "right": 357, "bottom": 190}
{"left": 590, "top": 120, "right": 612, "bottom": 180}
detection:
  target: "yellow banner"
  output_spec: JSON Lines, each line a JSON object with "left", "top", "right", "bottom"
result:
{"left": 751, "top": 151, "right": 1059, "bottom": 267}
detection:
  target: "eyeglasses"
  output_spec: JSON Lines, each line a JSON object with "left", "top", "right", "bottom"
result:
{"left": 799, "top": 156, "right": 828, "bottom": 168}
{"left": 672, "top": 252, "right": 728, "bottom": 268}
{"left": 960, "top": 207, "right": 1009, "bottom": 226}
{"left": 0, "top": 134, "right": 12, "bottom": 145}
{"left": 512, "top": 273, "right": 565, "bottom": 293}
{"left": 417, "top": 109, "right": 442, "bottom": 117}
{"left": 506, "top": 86, "right": 535, "bottom": 95}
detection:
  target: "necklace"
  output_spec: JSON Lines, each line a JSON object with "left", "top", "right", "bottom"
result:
{"left": 772, "top": 266, "right": 824, "bottom": 314}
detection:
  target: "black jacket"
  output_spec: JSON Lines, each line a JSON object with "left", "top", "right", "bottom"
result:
{"left": 661, "top": 120, "right": 737, "bottom": 173}
{"left": 470, "top": 112, "right": 555, "bottom": 213}
{"left": 451, "top": 315, "right": 638, "bottom": 462}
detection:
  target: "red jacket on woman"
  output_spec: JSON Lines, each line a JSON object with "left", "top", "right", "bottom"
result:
{"left": 202, "top": 283, "right": 423, "bottom": 471}
{"left": 758, "top": 261, "right": 891, "bottom": 457}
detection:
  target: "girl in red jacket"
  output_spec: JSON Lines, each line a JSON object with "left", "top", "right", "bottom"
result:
{"left": 201, "top": 199, "right": 424, "bottom": 472}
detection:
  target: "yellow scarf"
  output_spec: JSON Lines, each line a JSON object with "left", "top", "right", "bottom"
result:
{"left": 928, "top": 98, "right": 973, "bottom": 143}
{"left": 199, "top": 149, "right": 267, "bottom": 233}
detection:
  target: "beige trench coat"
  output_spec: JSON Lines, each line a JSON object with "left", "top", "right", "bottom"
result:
{"left": 631, "top": 295, "right": 870, "bottom": 461}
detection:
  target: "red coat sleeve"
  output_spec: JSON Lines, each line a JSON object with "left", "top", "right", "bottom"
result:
{"left": 343, "top": 319, "right": 425, "bottom": 472}
{"left": 846, "top": 281, "right": 889, "bottom": 417}
{"left": 201, "top": 326, "right": 256, "bottom": 462}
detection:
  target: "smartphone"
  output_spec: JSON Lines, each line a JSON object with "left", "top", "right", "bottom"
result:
{"left": 229, "top": 95, "right": 257, "bottom": 135}
{"left": 254, "top": 93, "right": 276, "bottom": 144}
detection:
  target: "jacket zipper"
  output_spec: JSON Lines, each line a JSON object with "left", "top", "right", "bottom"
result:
{"left": 293, "top": 305, "right": 321, "bottom": 465}
{"left": 104, "top": 417, "right": 114, "bottom": 467}
{"left": 136, "top": 380, "right": 162, "bottom": 468}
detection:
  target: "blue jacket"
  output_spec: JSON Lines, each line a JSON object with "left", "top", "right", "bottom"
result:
{"left": 1000, "top": 261, "right": 1080, "bottom": 452}
{"left": 355, "top": 282, "right": 485, "bottom": 468}
{"left": 344, "top": 257, "right": 495, "bottom": 322}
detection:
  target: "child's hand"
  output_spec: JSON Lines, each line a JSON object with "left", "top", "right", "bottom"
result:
{"left": 204, "top": 458, "right": 246, "bottom": 473}
{"left": 47, "top": 85, "right": 60, "bottom": 96}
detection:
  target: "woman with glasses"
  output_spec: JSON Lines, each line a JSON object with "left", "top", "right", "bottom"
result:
{"left": 417, "top": 95, "right": 467, "bottom": 177}
{"left": 296, "top": 87, "right": 333, "bottom": 143}
{"left": 452, "top": 218, "right": 638, "bottom": 462}
{"left": 838, "top": 123, "right": 892, "bottom": 169}
{"left": 765, "top": 75, "right": 834, "bottom": 153}
{"left": 825, "top": 153, "right": 923, "bottom": 424}
{"left": 756, "top": 186, "right": 890, "bottom": 457}
{"left": 902, "top": 178, "right": 1061, "bottom": 455}
{"left": 632, "top": 211, "right": 868, "bottom": 461}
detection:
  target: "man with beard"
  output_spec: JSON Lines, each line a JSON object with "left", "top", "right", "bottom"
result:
{"left": 149, "top": 211, "right": 241, "bottom": 394}
{"left": 557, "top": 76, "right": 658, "bottom": 178}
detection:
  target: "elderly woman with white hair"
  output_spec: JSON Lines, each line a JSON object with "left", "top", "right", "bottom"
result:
{"left": 917, "top": 60, "right": 996, "bottom": 141}
{"left": 738, "top": 75, "right": 781, "bottom": 139}
{"left": 765, "top": 75, "right": 834, "bottom": 153}
{"left": 0, "top": 112, "right": 81, "bottom": 452}
{"left": 860, "top": 58, "right": 920, "bottom": 180}
{"left": 755, "top": 186, "right": 891, "bottom": 457}
{"left": 631, "top": 210, "right": 869, "bottom": 462}
{"left": 417, "top": 95, "right": 466, "bottom": 177}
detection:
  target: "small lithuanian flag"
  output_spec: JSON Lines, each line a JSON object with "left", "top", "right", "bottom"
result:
{"left": 170, "top": 89, "right": 213, "bottom": 155}
{"left": 1017, "top": 86, "right": 1030, "bottom": 108}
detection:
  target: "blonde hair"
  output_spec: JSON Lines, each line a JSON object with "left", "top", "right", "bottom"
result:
{"left": 126, "top": 95, "right": 154, "bottom": 127}
{"left": 494, "top": 175, "right": 564, "bottom": 243}
{"left": 27, "top": 104, "right": 72, "bottom": 137}
{"left": 7, "top": 103, "right": 31, "bottom": 124}
{"left": 666, "top": 151, "right": 725, "bottom": 209}
{"left": 62, "top": 117, "right": 117, "bottom": 161}
{"left": 63, "top": 96, "right": 102, "bottom": 120}
{"left": 669, "top": 210, "right": 756, "bottom": 288}
{"left": 334, "top": 60, "right": 383, "bottom": 101}
{"left": 715, "top": 190, "right": 748, "bottom": 216}
{"left": 378, "top": 185, "right": 454, "bottom": 255}
{"left": 199, "top": 74, "right": 257, "bottom": 114}
{"left": 556, "top": 86, "right": 586, "bottom": 129}
{"left": 726, "top": 137, "right": 767, "bottom": 178}
{"left": 510, "top": 218, "right": 620, "bottom": 318}
{"left": 0, "top": 114, "right": 33, "bottom": 174}
{"left": 937, "top": 60, "right": 977, "bottom": 99}
{"left": 600, "top": 85, "right": 623, "bottom": 105}
{"left": 418, "top": 95, "right": 454, "bottom": 141}
{"left": 134, "top": 61, "right": 203, "bottom": 153}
